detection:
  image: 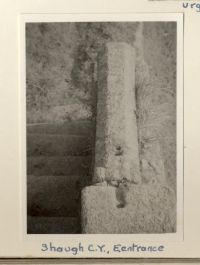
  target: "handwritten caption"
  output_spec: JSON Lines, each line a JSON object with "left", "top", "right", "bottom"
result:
{"left": 183, "top": 2, "right": 200, "bottom": 12}
{"left": 41, "top": 242, "right": 164, "bottom": 256}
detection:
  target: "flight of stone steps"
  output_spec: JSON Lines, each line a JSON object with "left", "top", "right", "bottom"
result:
{"left": 27, "top": 120, "right": 93, "bottom": 234}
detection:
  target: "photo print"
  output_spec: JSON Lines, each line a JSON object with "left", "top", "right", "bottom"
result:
{"left": 24, "top": 20, "right": 180, "bottom": 235}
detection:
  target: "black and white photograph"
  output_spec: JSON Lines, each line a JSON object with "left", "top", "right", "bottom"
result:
{"left": 24, "top": 18, "right": 182, "bottom": 235}
{"left": 5, "top": 0, "right": 200, "bottom": 257}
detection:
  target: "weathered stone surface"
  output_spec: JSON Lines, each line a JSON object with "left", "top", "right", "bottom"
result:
{"left": 27, "top": 134, "right": 92, "bottom": 156}
{"left": 27, "top": 156, "right": 91, "bottom": 176}
{"left": 81, "top": 184, "right": 176, "bottom": 234}
{"left": 27, "top": 216, "right": 79, "bottom": 234}
{"left": 94, "top": 42, "right": 141, "bottom": 184}
{"left": 140, "top": 139, "right": 166, "bottom": 185}
{"left": 27, "top": 120, "right": 93, "bottom": 136}
{"left": 137, "top": 22, "right": 177, "bottom": 190}
{"left": 27, "top": 175, "right": 83, "bottom": 217}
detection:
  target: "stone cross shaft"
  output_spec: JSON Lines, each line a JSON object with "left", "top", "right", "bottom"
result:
{"left": 93, "top": 42, "right": 141, "bottom": 184}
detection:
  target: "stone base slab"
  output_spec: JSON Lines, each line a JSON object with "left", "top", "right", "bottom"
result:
{"left": 81, "top": 183, "right": 176, "bottom": 234}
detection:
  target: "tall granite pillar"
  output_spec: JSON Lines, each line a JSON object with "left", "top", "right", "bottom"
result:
{"left": 81, "top": 42, "right": 176, "bottom": 234}
{"left": 93, "top": 42, "right": 141, "bottom": 184}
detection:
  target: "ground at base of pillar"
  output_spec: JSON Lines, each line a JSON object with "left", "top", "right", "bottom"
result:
{"left": 81, "top": 183, "right": 176, "bottom": 234}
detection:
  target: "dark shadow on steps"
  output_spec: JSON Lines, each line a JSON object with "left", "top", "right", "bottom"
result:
{"left": 26, "top": 120, "right": 94, "bottom": 234}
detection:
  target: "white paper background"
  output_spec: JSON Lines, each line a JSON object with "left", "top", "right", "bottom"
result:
{"left": 0, "top": 0, "right": 199, "bottom": 258}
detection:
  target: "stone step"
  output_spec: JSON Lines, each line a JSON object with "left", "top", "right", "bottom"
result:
{"left": 27, "top": 175, "right": 90, "bottom": 217}
{"left": 27, "top": 216, "right": 80, "bottom": 234}
{"left": 27, "top": 134, "right": 92, "bottom": 157}
{"left": 27, "top": 120, "right": 93, "bottom": 136}
{"left": 27, "top": 156, "right": 92, "bottom": 176}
